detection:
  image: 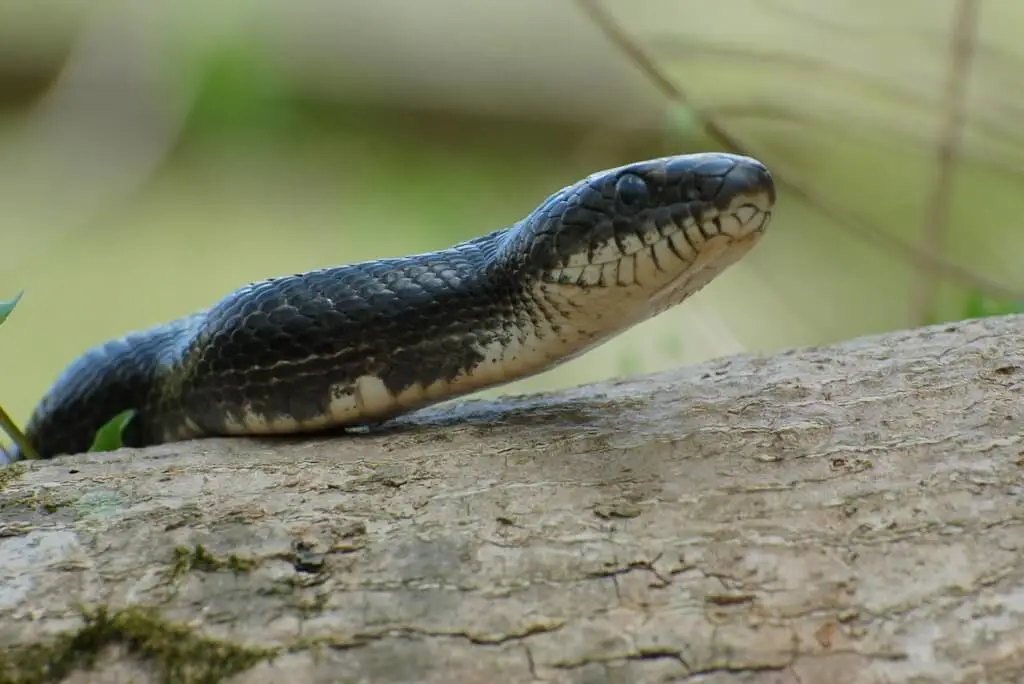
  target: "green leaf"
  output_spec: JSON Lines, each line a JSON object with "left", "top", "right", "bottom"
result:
{"left": 88, "top": 409, "right": 136, "bottom": 453}
{"left": 0, "top": 291, "right": 23, "bottom": 326}
{"left": 188, "top": 39, "right": 298, "bottom": 135}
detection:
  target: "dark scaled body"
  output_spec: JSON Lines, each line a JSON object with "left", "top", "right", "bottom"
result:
{"left": 12, "top": 153, "right": 775, "bottom": 461}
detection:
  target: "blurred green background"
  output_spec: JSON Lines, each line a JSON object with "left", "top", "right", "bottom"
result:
{"left": 1, "top": 0, "right": 1022, "bottom": 432}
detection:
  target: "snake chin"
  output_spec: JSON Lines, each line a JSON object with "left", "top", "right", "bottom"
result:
{"left": 644, "top": 207, "right": 771, "bottom": 318}
{"left": 646, "top": 231, "right": 757, "bottom": 317}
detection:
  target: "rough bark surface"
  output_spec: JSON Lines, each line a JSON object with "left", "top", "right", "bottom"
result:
{"left": 2, "top": 314, "right": 1023, "bottom": 684}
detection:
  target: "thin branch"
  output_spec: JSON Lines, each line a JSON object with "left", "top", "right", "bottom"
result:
{"left": 0, "top": 404, "right": 37, "bottom": 461}
{"left": 910, "top": 0, "right": 979, "bottom": 325}
{"left": 576, "top": 0, "right": 1022, "bottom": 303}
{"left": 652, "top": 37, "right": 1024, "bottom": 167}
{"left": 702, "top": 101, "right": 1024, "bottom": 181}
{"left": 575, "top": 0, "right": 744, "bottom": 151}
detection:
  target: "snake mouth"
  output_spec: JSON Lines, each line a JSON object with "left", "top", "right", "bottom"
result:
{"left": 545, "top": 190, "right": 773, "bottom": 289}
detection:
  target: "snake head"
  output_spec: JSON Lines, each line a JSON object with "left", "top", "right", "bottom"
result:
{"left": 512, "top": 152, "right": 775, "bottom": 318}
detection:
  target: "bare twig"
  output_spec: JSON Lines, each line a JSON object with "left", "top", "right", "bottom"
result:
{"left": 576, "top": 0, "right": 1022, "bottom": 303}
{"left": 910, "top": 0, "right": 980, "bottom": 325}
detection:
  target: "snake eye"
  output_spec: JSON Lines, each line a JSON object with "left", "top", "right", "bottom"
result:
{"left": 614, "top": 173, "right": 649, "bottom": 212}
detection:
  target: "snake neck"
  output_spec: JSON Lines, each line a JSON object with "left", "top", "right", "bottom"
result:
{"left": 159, "top": 226, "right": 608, "bottom": 437}
{"left": 384, "top": 227, "right": 625, "bottom": 398}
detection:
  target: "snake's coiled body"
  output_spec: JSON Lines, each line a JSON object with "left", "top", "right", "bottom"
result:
{"left": 15, "top": 152, "right": 775, "bottom": 460}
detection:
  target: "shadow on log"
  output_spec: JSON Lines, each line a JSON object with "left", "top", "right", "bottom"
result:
{"left": 2, "top": 314, "right": 1023, "bottom": 684}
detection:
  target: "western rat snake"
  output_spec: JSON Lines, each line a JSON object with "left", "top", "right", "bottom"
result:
{"left": 11, "top": 152, "right": 775, "bottom": 461}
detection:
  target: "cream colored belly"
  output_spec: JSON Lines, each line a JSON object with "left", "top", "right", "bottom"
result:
{"left": 207, "top": 324, "right": 585, "bottom": 436}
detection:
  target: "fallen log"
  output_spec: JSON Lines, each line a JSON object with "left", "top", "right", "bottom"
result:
{"left": 2, "top": 314, "right": 1023, "bottom": 684}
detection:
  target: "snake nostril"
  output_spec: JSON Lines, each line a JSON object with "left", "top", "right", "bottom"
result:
{"left": 754, "top": 165, "right": 776, "bottom": 204}
{"left": 722, "top": 160, "right": 776, "bottom": 207}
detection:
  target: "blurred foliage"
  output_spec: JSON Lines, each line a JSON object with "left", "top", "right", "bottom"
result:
{"left": 956, "top": 292, "right": 1024, "bottom": 321}
{"left": 186, "top": 38, "right": 301, "bottom": 137}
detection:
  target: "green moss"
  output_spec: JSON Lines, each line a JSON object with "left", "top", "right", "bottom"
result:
{"left": 226, "top": 554, "right": 256, "bottom": 573}
{"left": 167, "top": 545, "right": 258, "bottom": 580}
{"left": 1, "top": 489, "right": 64, "bottom": 514}
{"left": 0, "top": 605, "right": 277, "bottom": 684}
{"left": 0, "top": 462, "right": 25, "bottom": 491}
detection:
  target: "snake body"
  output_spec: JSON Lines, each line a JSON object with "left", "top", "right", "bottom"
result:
{"left": 15, "top": 152, "right": 775, "bottom": 460}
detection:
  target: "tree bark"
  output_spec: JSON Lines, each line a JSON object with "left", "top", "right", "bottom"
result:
{"left": 2, "top": 314, "right": 1023, "bottom": 684}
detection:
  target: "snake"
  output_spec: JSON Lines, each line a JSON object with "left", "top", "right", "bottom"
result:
{"left": 9, "top": 152, "right": 775, "bottom": 462}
